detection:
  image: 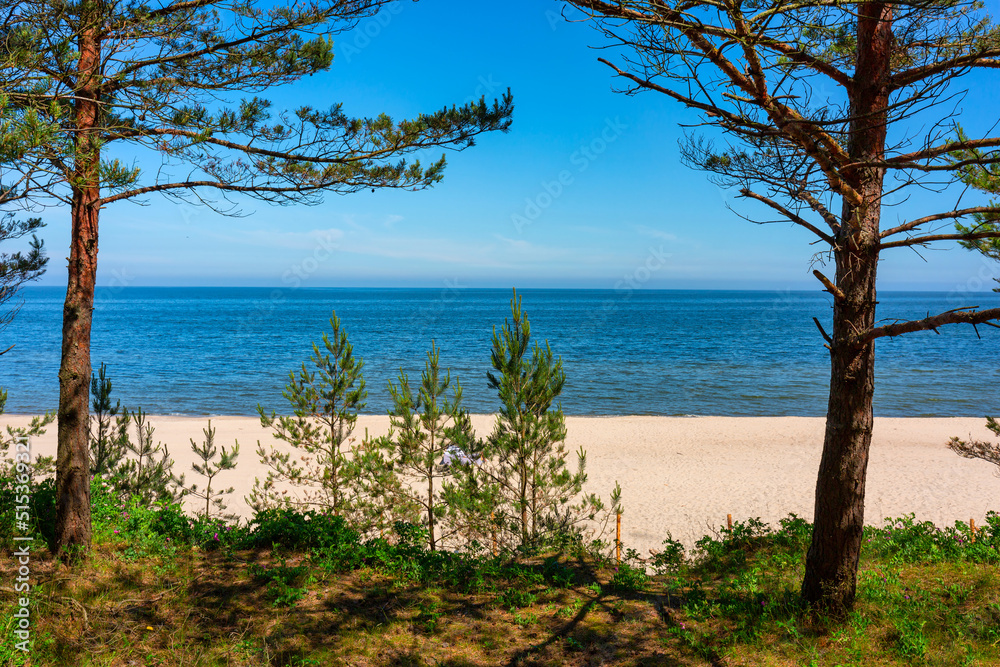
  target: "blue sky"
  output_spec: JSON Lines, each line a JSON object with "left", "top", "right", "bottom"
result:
{"left": 27, "top": 0, "right": 1000, "bottom": 291}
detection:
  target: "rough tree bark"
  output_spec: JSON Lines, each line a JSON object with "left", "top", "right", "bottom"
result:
{"left": 802, "top": 2, "right": 892, "bottom": 609}
{"left": 55, "top": 19, "right": 101, "bottom": 557}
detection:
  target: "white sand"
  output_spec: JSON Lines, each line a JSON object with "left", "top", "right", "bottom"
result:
{"left": 3, "top": 414, "right": 997, "bottom": 554}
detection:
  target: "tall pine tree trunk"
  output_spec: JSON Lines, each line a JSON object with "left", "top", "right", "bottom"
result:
{"left": 55, "top": 20, "right": 101, "bottom": 559}
{"left": 428, "top": 473, "right": 436, "bottom": 551}
{"left": 801, "top": 2, "right": 891, "bottom": 611}
{"left": 520, "top": 461, "right": 529, "bottom": 545}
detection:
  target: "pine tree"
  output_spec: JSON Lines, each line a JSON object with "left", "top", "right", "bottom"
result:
{"left": 253, "top": 311, "right": 407, "bottom": 533}
{"left": 0, "top": 389, "right": 55, "bottom": 478}
{"left": 114, "top": 408, "right": 177, "bottom": 506}
{"left": 89, "top": 363, "right": 129, "bottom": 477}
{"left": 381, "top": 342, "right": 476, "bottom": 551}
{"left": 173, "top": 421, "right": 240, "bottom": 521}
{"left": 0, "top": 0, "right": 514, "bottom": 558}
{"left": 0, "top": 214, "right": 48, "bottom": 354}
{"left": 473, "top": 290, "right": 600, "bottom": 551}
{"left": 566, "top": 0, "right": 1000, "bottom": 612}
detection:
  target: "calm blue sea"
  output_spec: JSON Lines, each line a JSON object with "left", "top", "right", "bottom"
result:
{"left": 1, "top": 287, "right": 998, "bottom": 417}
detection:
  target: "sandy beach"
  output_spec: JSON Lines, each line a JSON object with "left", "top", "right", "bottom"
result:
{"left": 3, "top": 414, "right": 997, "bottom": 554}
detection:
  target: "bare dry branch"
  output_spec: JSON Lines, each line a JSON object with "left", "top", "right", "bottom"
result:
{"left": 738, "top": 188, "right": 835, "bottom": 244}
{"left": 881, "top": 230, "right": 1000, "bottom": 249}
{"left": 859, "top": 307, "right": 1000, "bottom": 344}
{"left": 813, "top": 317, "right": 833, "bottom": 346}
{"left": 813, "top": 270, "right": 845, "bottom": 300}
{"left": 880, "top": 206, "right": 1000, "bottom": 238}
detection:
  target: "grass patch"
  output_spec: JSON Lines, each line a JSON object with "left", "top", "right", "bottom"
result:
{"left": 2, "top": 487, "right": 1000, "bottom": 666}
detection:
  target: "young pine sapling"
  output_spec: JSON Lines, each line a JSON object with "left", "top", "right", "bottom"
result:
{"left": 173, "top": 420, "right": 240, "bottom": 521}
{"left": 949, "top": 417, "right": 1000, "bottom": 475}
{"left": 252, "top": 311, "right": 407, "bottom": 534}
{"left": 86, "top": 365, "right": 175, "bottom": 504}
{"left": 0, "top": 388, "right": 55, "bottom": 478}
{"left": 382, "top": 341, "right": 477, "bottom": 551}
{"left": 115, "top": 408, "right": 177, "bottom": 506}
{"left": 89, "top": 362, "right": 129, "bottom": 477}
{"left": 474, "top": 290, "right": 602, "bottom": 550}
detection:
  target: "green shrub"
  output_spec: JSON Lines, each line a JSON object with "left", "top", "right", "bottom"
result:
{"left": 774, "top": 514, "right": 811, "bottom": 553}
{"left": 250, "top": 559, "right": 312, "bottom": 607}
{"left": 496, "top": 587, "right": 537, "bottom": 609}
{"left": 651, "top": 534, "right": 686, "bottom": 574}
{"left": 0, "top": 474, "right": 56, "bottom": 549}
{"left": 862, "top": 513, "right": 1000, "bottom": 564}
{"left": 694, "top": 517, "right": 771, "bottom": 572}
{"left": 249, "top": 507, "right": 359, "bottom": 551}
{"left": 609, "top": 559, "right": 650, "bottom": 592}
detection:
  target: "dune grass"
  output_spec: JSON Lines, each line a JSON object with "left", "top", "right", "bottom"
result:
{"left": 1, "top": 481, "right": 999, "bottom": 666}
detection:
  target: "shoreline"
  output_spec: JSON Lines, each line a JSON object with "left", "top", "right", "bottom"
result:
{"left": 3, "top": 414, "right": 996, "bottom": 553}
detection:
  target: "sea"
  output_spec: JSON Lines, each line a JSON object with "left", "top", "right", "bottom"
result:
{"left": 1, "top": 287, "right": 998, "bottom": 417}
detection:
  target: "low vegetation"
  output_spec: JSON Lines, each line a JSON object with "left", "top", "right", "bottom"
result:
{"left": 1, "top": 485, "right": 998, "bottom": 666}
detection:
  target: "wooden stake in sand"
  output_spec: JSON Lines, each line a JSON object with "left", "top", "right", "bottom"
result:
{"left": 971, "top": 518, "right": 977, "bottom": 542}
{"left": 616, "top": 513, "right": 622, "bottom": 564}
{"left": 727, "top": 514, "right": 733, "bottom": 531}
{"left": 491, "top": 512, "right": 498, "bottom": 557}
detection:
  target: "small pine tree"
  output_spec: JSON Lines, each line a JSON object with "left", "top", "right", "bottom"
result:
{"left": 347, "top": 429, "right": 416, "bottom": 537}
{"left": 252, "top": 311, "right": 408, "bottom": 534}
{"left": 83, "top": 365, "right": 176, "bottom": 505}
{"left": 89, "top": 363, "right": 129, "bottom": 476}
{"left": 952, "top": 129, "right": 1000, "bottom": 290}
{"left": 173, "top": 421, "right": 240, "bottom": 521}
{"left": 114, "top": 408, "right": 177, "bottom": 506}
{"left": 381, "top": 342, "right": 477, "bottom": 551}
{"left": 948, "top": 417, "right": 1000, "bottom": 474}
{"left": 470, "top": 290, "right": 601, "bottom": 551}
{"left": 0, "top": 388, "right": 55, "bottom": 478}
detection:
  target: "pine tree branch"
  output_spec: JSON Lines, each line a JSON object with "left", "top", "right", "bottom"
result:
{"left": 892, "top": 53, "right": 1000, "bottom": 90}
{"left": 98, "top": 178, "right": 335, "bottom": 205}
{"left": 594, "top": 58, "right": 776, "bottom": 137}
{"left": 111, "top": 2, "right": 380, "bottom": 82}
{"left": 880, "top": 230, "right": 1000, "bottom": 249}
{"left": 574, "top": 0, "right": 853, "bottom": 87}
{"left": 146, "top": 0, "right": 224, "bottom": 19}
{"left": 595, "top": 55, "right": 860, "bottom": 206}
{"left": 758, "top": 38, "right": 853, "bottom": 89}
{"left": 738, "top": 188, "right": 835, "bottom": 244}
{"left": 577, "top": 2, "right": 861, "bottom": 205}
{"left": 881, "top": 137, "right": 1000, "bottom": 170}
{"left": 880, "top": 207, "right": 1000, "bottom": 238}
{"left": 813, "top": 317, "right": 833, "bottom": 346}
{"left": 796, "top": 189, "right": 841, "bottom": 234}
{"left": 857, "top": 307, "right": 1000, "bottom": 345}
{"left": 813, "top": 270, "right": 845, "bottom": 300}
{"left": 103, "top": 101, "right": 510, "bottom": 164}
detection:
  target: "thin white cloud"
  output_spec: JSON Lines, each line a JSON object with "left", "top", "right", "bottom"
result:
{"left": 565, "top": 224, "right": 612, "bottom": 235}
{"left": 634, "top": 224, "right": 678, "bottom": 242}
{"left": 238, "top": 227, "right": 345, "bottom": 250}
{"left": 345, "top": 234, "right": 507, "bottom": 267}
{"left": 492, "top": 234, "right": 534, "bottom": 252}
